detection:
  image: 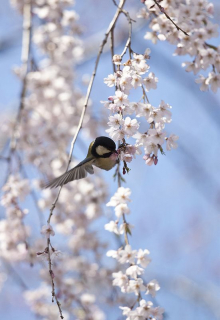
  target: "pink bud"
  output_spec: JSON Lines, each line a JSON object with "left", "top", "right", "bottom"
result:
{"left": 143, "top": 154, "right": 150, "bottom": 161}
{"left": 108, "top": 96, "right": 114, "bottom": 101}
{"left": 144, "top": 155, "right": 154, "bottom": 166}
{"left": 113, "top": 54, "right": 122, "bottom": 64}
{"left": 154, "top": 156, "right": 158, "bottom": 165}
{"left": 145, "top": 158, "right": 154, "bottom": 166}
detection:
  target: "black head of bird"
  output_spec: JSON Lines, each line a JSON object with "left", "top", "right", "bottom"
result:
{"left": 45, "top": 136, "right": 118, "bottom": 188}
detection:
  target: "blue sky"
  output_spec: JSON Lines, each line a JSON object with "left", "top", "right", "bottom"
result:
{"left": 0, "top": 0, "right": 220, "bottom": 319}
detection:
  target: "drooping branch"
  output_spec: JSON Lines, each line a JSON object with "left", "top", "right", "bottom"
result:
{"left": 47, "top": 0, "right": 127, "bottom": 225}
{"left": 46, "top": 1, "right": 129, "bottom": 317}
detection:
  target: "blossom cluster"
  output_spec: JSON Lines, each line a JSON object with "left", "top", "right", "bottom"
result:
{"left": 9, "top": 0, "right": 96, "bottom": 177}
{"left": 0, "top": 174, "right": 30, "bottom": 261}
{"left": 105, "top": 187, "right": 164, "bottom": 320}
{"left": 103, "top": 53, "right": 178, "bottom": 167}
{"left": 138, "top": 0, "right": 220, "bottom": 92}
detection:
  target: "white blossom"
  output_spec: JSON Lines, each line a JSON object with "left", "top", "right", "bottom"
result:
{"left": 136, "top": 249, "right": 151, "bottom": 267}
{"left": 145, "top": 279, "right": 160, "bottom": 297}
{"left": 106, "top": 187, "right": 131, "bottom": 207}
{"left": 118, "top": 245, "right": 137, "bottom": 264}
{"left": 126, "top": 265, "right": 144, "bottom": 279}
{"left": 166, "top": 134, "right": 179, "bottom": 151}
{"left": 41, "top": 224, "right": 55, "bottom": 238}
{"left": 127, "top": 278, "right": 146, "bottom": 295}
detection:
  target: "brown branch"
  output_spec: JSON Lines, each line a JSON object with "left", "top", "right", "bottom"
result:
{"left": 153, "top": 0, "right": 189, "bottom": 36}
{"left": 205, "top": 42, "right": 218, "bottom": 51}
{"left": 46, "top": 239, "right": 64, "bottom": 319}
{"left": 112, "top": 0, "right": 134, "bottom": 59}
{"left": 142, "top": 85, "right": 150, "bottom": 103}
{"left": 110, "top": 30, "right": 116, "bottom": 73}
{"left": 120, "top": 10, "right": 133, "bottom": 58}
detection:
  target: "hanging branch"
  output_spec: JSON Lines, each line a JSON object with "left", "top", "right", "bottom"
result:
{"left": 47, "top": 0, "right": 127, "bottom": 225}
{"left": 45, "top": 0, "right": 128, "bottom": 317}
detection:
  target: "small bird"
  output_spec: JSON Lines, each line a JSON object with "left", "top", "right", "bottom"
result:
{"left": 45, "top": 136, "right": 118, "bottom": 188}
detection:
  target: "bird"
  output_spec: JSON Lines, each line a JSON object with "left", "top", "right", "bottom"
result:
{"left": 45, "top": 136, "right": 118, "bottom": 188}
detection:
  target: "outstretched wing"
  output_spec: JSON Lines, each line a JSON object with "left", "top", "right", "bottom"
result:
{"left": 45, "top": 157, "right": 95, "bottom": 189}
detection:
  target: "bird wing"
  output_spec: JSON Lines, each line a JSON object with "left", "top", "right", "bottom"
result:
{"left": 45, "top": 157, "right": 95, "bottom": 188}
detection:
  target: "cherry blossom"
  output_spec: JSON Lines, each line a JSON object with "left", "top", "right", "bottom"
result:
{"left": 41, "top": 224, "right": 55, "bottom": 238}
{"left": 139, "top": 0, "right": 220, "bottom": 93}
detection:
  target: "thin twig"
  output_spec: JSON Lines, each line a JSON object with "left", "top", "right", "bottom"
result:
{"left": 153, "top": 0, "right": 189, "bottom": 36}
{"left": 142, "top": 85, "right": 150, "bottom": 103}
{"left": 112, "top": 0, "right": 118, "bottom": 7}
{"left": 205, "top": 42, "right": 218, "bottom": 51}
{"left": 120, "top": 10, "right": 133, "bottom": 58}
{"left": 112, "top": 0, "right": 134, "bottom": 58}
{"left": 115, "top": 151, "right": 129, "bottom": 245}
{"left": 47, "top": 0, "right": 127, "bottom": 224}
{"left": 46, "top": 239, "right": 64, "bottom": 319}
{"left": 110, "top": 30, "right": 116, "bottom": 73}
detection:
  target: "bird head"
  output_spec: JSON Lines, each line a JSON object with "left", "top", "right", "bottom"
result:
{"left": 91, "top": 136, "right": 117, "bottom": 158}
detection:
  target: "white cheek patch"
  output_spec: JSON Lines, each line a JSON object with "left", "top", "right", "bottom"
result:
{"left": 96, "top": 145, "right": 110, "bottom": 155}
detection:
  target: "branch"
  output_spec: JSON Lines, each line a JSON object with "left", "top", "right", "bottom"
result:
{"left": 110, "top": 30, "right": 116, "bottom": 73}
{"left": 47, "top": 0, "right": 127, "bottom": 224}
{"left": 46, "top": 0, "right": 128, "bottom": 316}
{"left": 205, "top": 42, "right": 218, "bottom": 51}
{"left": 112, "top": 0, "right": 135, "bottom": 58}
{"left": 46, "top": 239, "right": 64, "bottom": 319}
{"left": 153, "top": 0, "right": 189, "bottom": 36}
{"left": 120, "top": 10, "right": 133, "bottom": 58}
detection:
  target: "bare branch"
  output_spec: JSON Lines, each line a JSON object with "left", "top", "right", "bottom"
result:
{"left": 110, "top": 30, "right": 116, "bottom": 73}
{"left": 46, "top": 240, "right": 64, "bottom": 319}
{"left": 120, "top": 10, "right": 133, "bottom": 58}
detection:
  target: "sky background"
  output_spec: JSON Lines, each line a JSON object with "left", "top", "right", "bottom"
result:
{"left": 0, "top": 0, "right": 220, "bottom": 319}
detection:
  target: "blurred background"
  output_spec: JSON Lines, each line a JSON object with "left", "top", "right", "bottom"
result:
{"left": 0, "top": 0, "right": 220, "bottom": 319}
